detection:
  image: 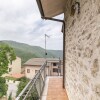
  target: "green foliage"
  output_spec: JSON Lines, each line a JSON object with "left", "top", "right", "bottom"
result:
{"left": 14, "top": 48, "right": 38, "bottom": 64}
{"left": 8, "top": 92, "right": 12, "bottom": 100}
{"left": 16, "top": 77, "right": 39, "bottom": 99}
{"left": 0, "top": 77, "right": 8, "bottom": 98}
{"left": 5, "top": 76, "right": 17, "bottom": 81}
{"left": 0, "top": 43, "right": 16, "bottom": 76}
{"left": 1, "top": 41, "right": 63, "bottom": 64}
{"left": 16, "top": 77, "right": 30, "bottom": 97}
{"left": 0, "top": 43, "right": 15, "bottom": 98}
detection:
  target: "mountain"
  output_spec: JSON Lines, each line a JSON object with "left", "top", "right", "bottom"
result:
{"left": 1, "top": 40, "right": 63, "bottom": 64}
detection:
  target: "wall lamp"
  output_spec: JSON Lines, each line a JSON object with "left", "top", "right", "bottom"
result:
{"left": 71, "top": 2, "right": 80, "bottom": 16}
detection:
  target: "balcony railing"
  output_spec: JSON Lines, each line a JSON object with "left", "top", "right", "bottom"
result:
{"left": 16, "top": 60, "right": 61, "bottom": 100}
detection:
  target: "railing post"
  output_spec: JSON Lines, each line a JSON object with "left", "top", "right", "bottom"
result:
{"left": 43, "top": 65, "right": 45, "bottom": 79}
{"left": 39, "top": 71, "right": 41, "bottom": 98}
{"left": 44, "top": 62, "right": 46, "bottom": 80}
{"left": 58, "top": 58, "right": 61, "bottom": 76}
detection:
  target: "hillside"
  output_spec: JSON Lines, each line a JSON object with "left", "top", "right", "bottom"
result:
{"left": 1, "top": 41, "right": 63, "bottom": 64}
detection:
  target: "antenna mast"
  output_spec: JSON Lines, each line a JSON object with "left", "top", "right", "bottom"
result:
{"left": 45, "top": 34, "right": 49, "bottom": 59}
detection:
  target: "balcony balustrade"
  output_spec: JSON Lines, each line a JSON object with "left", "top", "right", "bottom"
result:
{"left": 16, "top": 60, "right": 67, "bottom": 100}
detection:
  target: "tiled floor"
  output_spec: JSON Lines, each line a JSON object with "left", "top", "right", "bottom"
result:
{"left": 46, "top": 77, "right": 68, "bottom": 100}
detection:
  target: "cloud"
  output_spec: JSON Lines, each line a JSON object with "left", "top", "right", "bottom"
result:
{"left": 0, "top": 0, "right": 63, "bottom": 50}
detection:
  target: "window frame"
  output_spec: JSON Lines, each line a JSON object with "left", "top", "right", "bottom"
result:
{"left": 9, "top": 68, "right": 12, "bottom": 72}
{"left": 53, "top": 63, "right": 57, "bottom": 66}
{"left": 53, "top": 68, "right": 58, "bottom": 73}
{"left": 27, "top": 69, "right": 30, "bottom": 73}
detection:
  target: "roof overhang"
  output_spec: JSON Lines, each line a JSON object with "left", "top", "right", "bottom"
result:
{"left": 36, "top": 0, "right": 66, "bottom": 18}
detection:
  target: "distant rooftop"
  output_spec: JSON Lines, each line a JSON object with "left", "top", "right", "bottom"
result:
{"left": 24, "top": 58, "right": 61, "bottom": 66}
{"left": 8, "top": 74, "right": 25, "bottom": 79}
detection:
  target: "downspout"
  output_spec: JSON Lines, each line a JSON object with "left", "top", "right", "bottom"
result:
{"left": 63, "top": 21, "right": 65, "bottom": 89}
{"left": 42, "top": 16, "right": 66, "bottom": 89}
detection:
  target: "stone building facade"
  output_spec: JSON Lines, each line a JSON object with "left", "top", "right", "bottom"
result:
{"left": 64, "top": 0, "right": 100, "bottom": 100}
{"left": 36, "top": 0, "right": 100, "bottom": 99}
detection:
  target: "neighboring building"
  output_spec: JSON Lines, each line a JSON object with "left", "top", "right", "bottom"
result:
{"left": 8, "top": 57, "right": 21, "bottom": 74}
{"left": 3, "top": 57, "right": 21, "bottom": 77}
{"left": 47, "top": 58, "right": 63, "bottom": 76}
{"left": 23, "top": 58, "right": 45, "bottom": 79}
{"left": 23, "top": 58, "right": 62, "bottom": 79}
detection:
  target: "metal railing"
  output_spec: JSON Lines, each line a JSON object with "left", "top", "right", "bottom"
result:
{"left": 16, "top": 59, "right": 62, "bottom": 100}
{"left": 16, "top": 62, "right": 47, "bottom": 100}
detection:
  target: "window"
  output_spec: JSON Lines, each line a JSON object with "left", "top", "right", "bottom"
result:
{"left": 53, "top": 68, "right": 58, "bottom": 72}
{"left": 35, "top": 70, "right": 39, "bottom": 74}
{"left": 9, "top": 68, "right": 12, "bottom": 72}
{"left": 53, "top": 63, "right": 57, "bottom": 66}
{"left": 27, "top": 69, "right": 30, "bottom": 73}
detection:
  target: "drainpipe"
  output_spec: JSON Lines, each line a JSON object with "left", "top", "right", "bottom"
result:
{"left": 41, "top": 16, "right": 66, "bottom": 89}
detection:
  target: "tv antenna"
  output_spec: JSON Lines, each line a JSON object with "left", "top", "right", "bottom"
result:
{"left": 45, "top": 34, "right": 50, "bottom": 59}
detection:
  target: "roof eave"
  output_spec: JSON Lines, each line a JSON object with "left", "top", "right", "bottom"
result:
{"left": 36, "top": 0, "right": 44, "bottom": 17}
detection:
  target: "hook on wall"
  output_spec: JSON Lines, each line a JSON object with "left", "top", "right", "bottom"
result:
{"left": 75, "top": 2, "right": 80, "bottom": 14}
{"left": 70, "top": 1, "right": 80, "bottom": 16}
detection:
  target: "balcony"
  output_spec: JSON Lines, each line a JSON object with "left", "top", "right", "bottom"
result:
{"left": 16, "top": 60, "right": 68, "bottom": 100}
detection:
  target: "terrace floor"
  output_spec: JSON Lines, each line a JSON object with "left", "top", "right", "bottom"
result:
{"left": 41, "top": 76, "right": 68, "bottom": 100}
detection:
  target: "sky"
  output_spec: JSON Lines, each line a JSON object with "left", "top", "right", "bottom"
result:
{"left": 0, "top": 0, "right": 63, "bottom": 50}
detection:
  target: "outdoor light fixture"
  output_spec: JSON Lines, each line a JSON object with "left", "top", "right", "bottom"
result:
{"left": 75, "top": 2, "right": 80, "bottom": 14}
{"left": 71, "top": 2, "right": 80, "bottom": 16}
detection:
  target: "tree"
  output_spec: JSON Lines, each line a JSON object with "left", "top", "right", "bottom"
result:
{"left": 8, "top": 92, "right": 12, "bottom": 100}
{"left": 0, "top": 43, "right": 16, "bottom": 76}
{"left": 16, "top": 77, "right": 39, "bottom": 99}
{"left": 16, "top": 77, "right": 29, "bottom": 97}
{"left": 0, "top": 77, "right": 7, "bottom": 98}
{"left": 0, "top": 43, "right": 16, "bottom": 98}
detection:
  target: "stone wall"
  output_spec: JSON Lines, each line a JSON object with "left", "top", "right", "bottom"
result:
{"left": 64, "top": 0, "right": 100, "bottom": 100}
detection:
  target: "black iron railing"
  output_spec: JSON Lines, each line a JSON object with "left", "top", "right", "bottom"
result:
{"left": 16, "top": 62, "right": 47, "bottom": 100}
